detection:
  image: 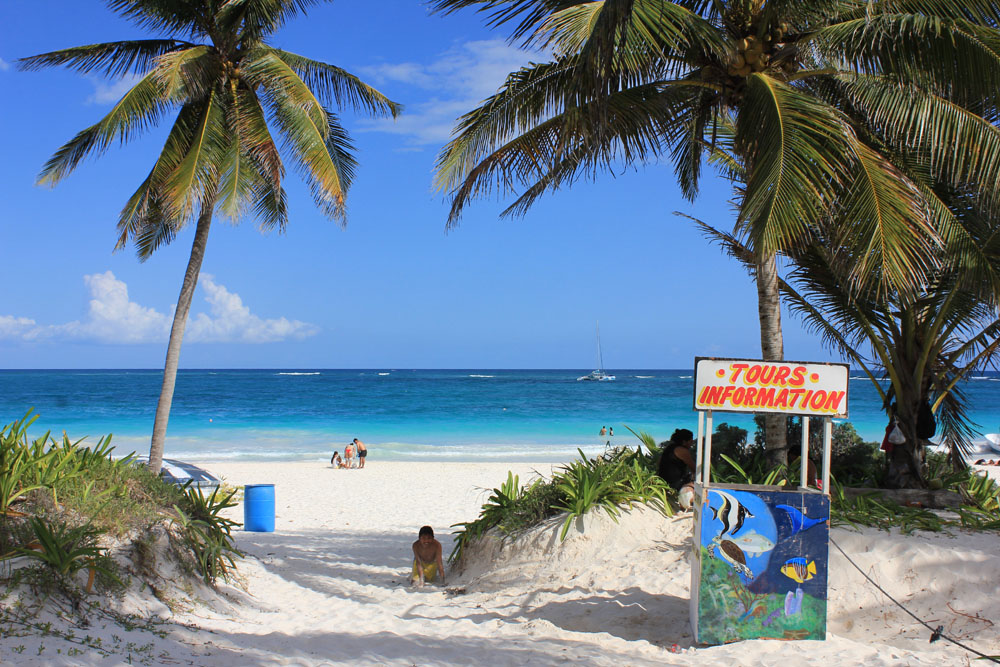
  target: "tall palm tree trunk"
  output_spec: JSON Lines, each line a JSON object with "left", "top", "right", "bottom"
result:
{"left": 148, "top": 205, "right": 214, "bottom": 474}
{"left": 757, "top": 252, "right": 788, "bottom": 468}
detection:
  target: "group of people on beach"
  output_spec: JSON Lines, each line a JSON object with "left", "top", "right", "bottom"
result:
{"left": 330, "top": 438, "right": 368, "bottom": 469}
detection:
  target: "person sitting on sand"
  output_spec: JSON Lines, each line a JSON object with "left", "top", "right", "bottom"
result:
{"left": 330, "top": 450, "right": 343, "bottom": 468}
{"left": 411, "top": 525, "right": 445, "bottom": 587}
{"left": 354, "top": 438, "right": 368, "bottom": 469}
{"left": 344, "top": 442, "right": 356, "bottom": 468}
{"left": 657, "top": 428, "right": 696, "bottom": 491}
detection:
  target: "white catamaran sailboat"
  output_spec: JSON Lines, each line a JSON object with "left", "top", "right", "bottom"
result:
{"left": 577, "top": 322, "right": 615, "bottom": 381}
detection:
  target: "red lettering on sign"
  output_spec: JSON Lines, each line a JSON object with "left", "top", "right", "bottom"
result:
{"left": 756, "top": 387, "right": 774, "bottom": 407}
{"left": 775, "top": 388, "right": 789, "bottom": 408}
{"left": 824, "top": 391, "right": 846, "bottom": 412}
{"left": 729, "top": 363, "right": 749, "bottom": 383}
{"left": 809, "top": 390, "right": 827, "bottom": 410}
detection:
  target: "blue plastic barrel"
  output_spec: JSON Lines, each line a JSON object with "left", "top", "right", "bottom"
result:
{"left": 244, "top": 484, "right": 275, "bottom": 532}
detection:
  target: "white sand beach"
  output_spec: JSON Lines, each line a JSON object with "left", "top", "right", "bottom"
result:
{"left": 5, "top": 460, "right": 1000, "bottom": 666}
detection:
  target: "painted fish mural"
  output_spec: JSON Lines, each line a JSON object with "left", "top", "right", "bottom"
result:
{"left": 714, "top": 539, "right": 754, "bottom": 579}
{"left": 781, "top": 557, "right": 817, "bottom": 583}
{"left": 693, "top": 486, "right": 829, "bottom": 645}
{"left": 785, "top": 587, "right": 805, "bottom": 616}
{"left": 710, "top": 490, "right": 755, "bottom": 536}
{"left": 725, "top": 530, "right": 775, "bottom": 555}
{"left": 776, "top": 504, "right": 827, "bottom": 535}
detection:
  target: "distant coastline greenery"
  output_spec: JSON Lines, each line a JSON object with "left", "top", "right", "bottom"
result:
{"left": 1, "top": 410, "right": 243, "bottom": 657}
{"left": 452, "top": 423, "right": 1000, "bottom": 564}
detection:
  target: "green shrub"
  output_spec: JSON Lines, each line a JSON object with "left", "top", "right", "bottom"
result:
{"left": 12, "top": 518, "right": 121, "bottom": 594}
{"left": 171, "top": 486, "right": 243, "bottom": 585}
{"left": 0, "top": 411, "right": 184, "bottom": 538}
{"left": 0, "top": 413, "right": 48, "bottom": 515}
{"left": 450, "top": 446, "right": 674, "bottom": 563}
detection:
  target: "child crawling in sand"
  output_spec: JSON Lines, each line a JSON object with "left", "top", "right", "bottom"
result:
{"left": 411, "top": 526, "right": 446, "bottom": 587}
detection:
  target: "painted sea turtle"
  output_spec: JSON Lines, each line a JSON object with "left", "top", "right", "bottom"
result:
{"left": 717, "top": 539, "right": 754, "bottom": 579}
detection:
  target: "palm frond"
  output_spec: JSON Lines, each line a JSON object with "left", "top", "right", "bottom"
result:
{"left": 262, "top": 75, "right": 352, "bottom": 222}
{"left": 17, "top": 40, "right": 192, "bottom": 77}
{"left": 428, "top": 0, "right": 586, "bottom": 44}
{"left": 836, "top": 74, "right": 1000, "bottom": 211}
{"left": 37, "top": 71, "right": 171, "bottom": 186}
{"left": 736, "top": 73, "right": 851, "bottom": 255}
{"left": 161, "top": 92, "right": 228, "bottom": 223}
{"left": 830, "top": 141, "right": 937, "bottom": 295}
{"left": 435, "top": 57, "right": 581, "bottom": 196}
{"left": 811, "top": 14, "right": 1000, "bottom": 120}
{"left": 442, "top": 80, "right": 694, "bottom": 226}
{"left": 218, "top": 0, "right": 329, "bottom": 46}
{"left": 152, "top": 45, "right": 219, "bottom": 102}
{"left": 106, "top": 0, "right": 209, "bottom": 38}
{"left": 271, "top": 48, "right": 401, "bottom": 118}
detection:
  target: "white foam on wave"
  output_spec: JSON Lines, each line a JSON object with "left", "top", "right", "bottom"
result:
{"left": 634, "top": 375, "right": 654, "bottom": 379}
{"left": 277, "top": 372, "right": 320, "bottom": 376}
{"left": 469, "top": 374, "right": 494, "bottom": 378}
{"left": 378, "top": 372, "right": 391, "bottom": 376}
{"left": 677, "top": 375, "right": 692, "bottom": 379}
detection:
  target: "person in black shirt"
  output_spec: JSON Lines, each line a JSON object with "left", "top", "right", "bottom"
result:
{"left": 657, "top": 428, "right": 696, "bottom": 490}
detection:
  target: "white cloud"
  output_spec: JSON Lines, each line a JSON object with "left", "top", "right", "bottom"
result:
{"left": 187, "top": 275, "right": 318, "bottom": 343}
{"left": 86, "top": 72, "right": 145, "bottom": 104}
{"left": 0, "top": 271, "right": 317, "bottom": 345}
{"left": 0, "top": 316, "right": 36, "bottom": 338}
{"left": 0, "top": 58, "right": 10, "bottom": 72}
{"left": 358, "top": 39, "right": 543, "bottom": 146}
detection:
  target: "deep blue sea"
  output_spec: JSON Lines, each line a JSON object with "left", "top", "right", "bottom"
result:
{"left": 2, "top": 369, "right": 999, "bottom": 462}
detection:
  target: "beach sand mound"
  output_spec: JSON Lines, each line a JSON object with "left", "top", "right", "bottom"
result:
{"left": 3, "top": 461, "right": 998, "bottom": 665}
{"left": 455, "top": 505, "right": 691, "bottom": 593}
{"left": 454, "top": 502, "right": 1000, "bottom": 664}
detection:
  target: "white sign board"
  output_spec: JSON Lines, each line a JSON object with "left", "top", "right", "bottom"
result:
{"left": 694, "top": 357, "right": 850, "bottom": 418}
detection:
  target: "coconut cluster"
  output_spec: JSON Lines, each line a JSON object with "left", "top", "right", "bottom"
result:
{"left": 726, "top": 23, "right": 793, "bottom": 78}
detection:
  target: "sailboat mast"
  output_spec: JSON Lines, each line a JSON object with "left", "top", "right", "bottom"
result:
{"left": 596, "top": 321, "right": 603, "bottom": 372}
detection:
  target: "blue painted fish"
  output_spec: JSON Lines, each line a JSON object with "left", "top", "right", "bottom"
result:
{"left": 776, "top": 504, "right": 827, "bottom": 535}
{"left": 709, "top": 490, "right": 754, "bottom": 536}
{"left": 781, "top": 557, "right": 817, "bottom": 583}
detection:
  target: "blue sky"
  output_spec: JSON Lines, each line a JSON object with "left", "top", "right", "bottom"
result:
{"left": 0, "top": 1, "right": 838, "bottom": 369}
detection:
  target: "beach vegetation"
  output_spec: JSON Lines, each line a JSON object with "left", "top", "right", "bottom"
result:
{"left": 13, "top": 518, "right": 121, "bottom": 598}
{"left": 705, "top": 446, "right": 1000, "bottom": 533}
{"left": 450, "top": 443, "right": 673, "bottom": 562}
{"left": 431, "top": 0, "right": 1000, "bottom": 474}
{"left": 18, "top": 1, "right": 402, "bottom": 475}
{"left": 1, "top": 411, "right": 244, "bottom": 603}
{"left": 780, "top": 240, "right": 1000, "bottom": 489}
{"left": 701, "top": 213, "right": 1000, "bottom": 488}
{"left": 169, "top": 486, "right": 243, "bottom": 585}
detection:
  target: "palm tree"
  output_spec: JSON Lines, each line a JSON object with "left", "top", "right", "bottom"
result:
{"left": 19, "top": 0, "right": 401, "bottom": 474}
{"left": 430, "top": 0, "right": 1000, "bottom": 468}
{"left": 700, "top": 201, "right": 1000, "bottom": 488}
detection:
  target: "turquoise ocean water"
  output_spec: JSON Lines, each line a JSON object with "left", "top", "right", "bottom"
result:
{"left": 2, "top": 369, "right": 999, "bottom": 462}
